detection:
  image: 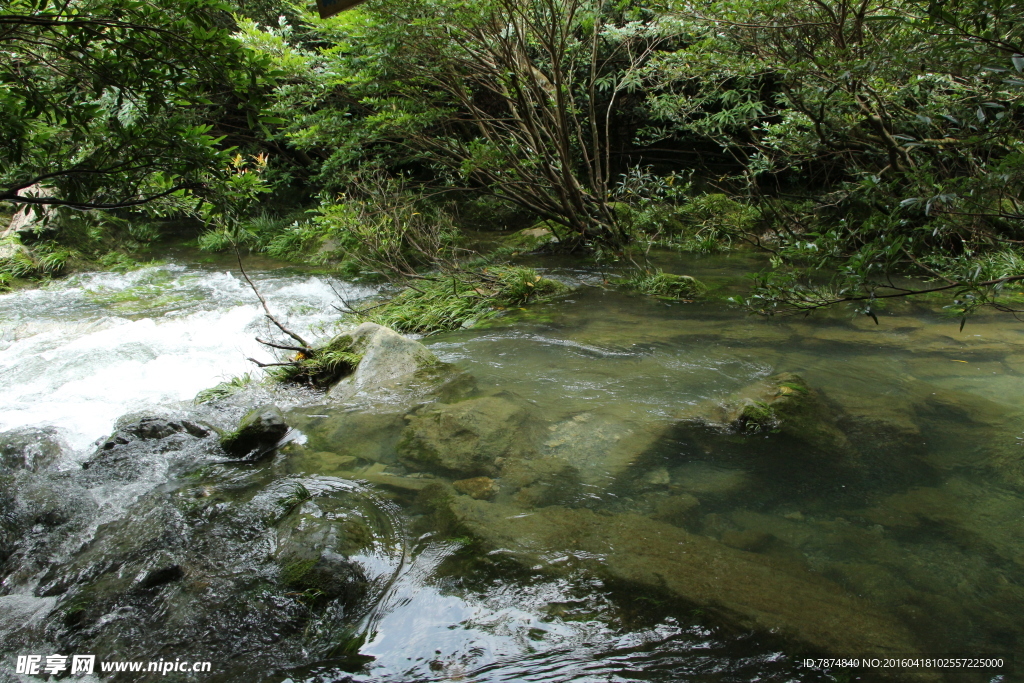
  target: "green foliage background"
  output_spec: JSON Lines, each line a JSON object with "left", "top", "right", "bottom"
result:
{"left": 3, "top": 0, "right": 1024, "bottom": 321}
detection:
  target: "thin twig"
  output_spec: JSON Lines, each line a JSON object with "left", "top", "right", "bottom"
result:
{"left": 255, "top": 338, "right": 309, "bottom": 354}
{"left": 235, "top": 248, "right": 310, "bottom": 349}
{"left": 247, "top": 358, "right": 301, "bottom": 368}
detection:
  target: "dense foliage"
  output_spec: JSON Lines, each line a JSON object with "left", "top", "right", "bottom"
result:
{"left": 3, "top": 0, "right": 1024, "bottom": 321}
{"left": 0, "top": 0, "right": 274, "bottom": 216}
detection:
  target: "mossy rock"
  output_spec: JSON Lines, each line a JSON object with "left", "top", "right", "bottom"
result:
{"left": 681, "top": 373, "right": 855, "bottom": 457}
{"left": 501, "top": 222, "right": 559, "bottom": 252}
{"left": 327, "top": 322, "right": 450, "bottom": 402}
{"left": 220, "top": 405, "right": 289, "bottom": 458}
{"left": 278, "top": 552, "right": 367, "bottom": 605}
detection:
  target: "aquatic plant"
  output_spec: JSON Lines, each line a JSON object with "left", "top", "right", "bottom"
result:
{"left": 364, "top": 266, "right": 569, "bottom": 334}
{"left": 193, "top": 373, "right": 254, "bottom": 404}
{"left": 620, "top": 269, "right": 708, "bottom": 300}
{"left": 277, "top": 483, "right": 313, "bottom": 515}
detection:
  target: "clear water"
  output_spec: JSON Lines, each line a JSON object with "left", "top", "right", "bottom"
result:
{"left": 1, "top": 252, "right": 1022, "bottom": 682}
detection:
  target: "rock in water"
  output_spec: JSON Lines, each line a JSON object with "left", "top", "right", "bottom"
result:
{"left": 326, "top": 322, "right": 453, "bottom": 403}
{"left": 0, "top": 427, "right": 66, "bottom": 472}
{"left": 680, "top": 372, "right": 854, "bottom": 457}
{"left": 453, "top": 476, "right": 498, "bottom": 500}
{"left": 445, "top": 497, "right": 926, "bottom": 665}
{"left": 220, "top": 405, "right": 290, "bottom": 459}
{"left": 397, "top": 393, "right": 538, "bottom": 477}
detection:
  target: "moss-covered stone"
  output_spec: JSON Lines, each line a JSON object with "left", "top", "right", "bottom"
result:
{"left": 220, "top": 405, "right": 289, "bottom": 458}
{"left": 397, "top": 393, "right": 538, "bottom": 478}
{"left": 278, "top": 553, "right": 366, "bottom": 605}
{"left": 620, "top": 269, "right": 708, "bottom": 300}
{"left": 327, "top": 322, "right": 457, "bottom": 403}
{"left": 501, "top": 222, "right": 559, "bottom": 252}
{"left": 680, "top": 373, "right": 855, "bottom": 457}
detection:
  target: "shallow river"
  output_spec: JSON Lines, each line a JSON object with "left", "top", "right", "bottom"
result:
{"left": 0, "top": 251, "right": 1021, "bottom": 682}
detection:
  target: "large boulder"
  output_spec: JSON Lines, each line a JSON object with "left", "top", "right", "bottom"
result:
{"left": 326, "top": 322, "right": 458, "bottom": 403}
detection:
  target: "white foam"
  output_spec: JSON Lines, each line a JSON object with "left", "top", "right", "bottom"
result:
{"left": 0, "top": 264, "right": 373, "bottom": 453}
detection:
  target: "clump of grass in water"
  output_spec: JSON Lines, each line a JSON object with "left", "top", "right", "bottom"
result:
{"left": 194, "top": 373, "right": 254, "bottom": 404}
{"left": 277, "top": 483, "right": 313, "bottom": 515}
{"left": 366, "top": 265, "right": 568, "bottom": 334}
{"left": 620, "top": 269, "right": 708, "bottom": 300}
{"left": 267, "top": 336, "right": 363, "bottom": 387}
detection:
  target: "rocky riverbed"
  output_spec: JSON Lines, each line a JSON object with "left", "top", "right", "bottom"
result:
{"left": 1, "top": 253, "right": 1022, "bottom": 681}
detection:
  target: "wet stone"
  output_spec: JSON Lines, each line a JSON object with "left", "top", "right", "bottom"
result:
{"left": 397, "top": 393, "right": 538, "bottom": 478}
{"left": 327, "top": 322, "right": 463, "bottom": 404}
{"left": 220, "top": 405, "right": 289, "bottom": 459}
{"left": 679, "top": 372, "right": 856, "bottom": 458}
{"left": 443, "top": 497, "right": 927, "bottom": 665}
{"left": 0, "top": 427, "right": 66, "bottom": 472}
{"left": 98, "top": 416, "right": 211, "bottom": 451}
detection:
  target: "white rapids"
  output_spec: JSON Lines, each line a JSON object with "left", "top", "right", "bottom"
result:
{"left": 0, "top": 262, "right": 374, "bottom": 455}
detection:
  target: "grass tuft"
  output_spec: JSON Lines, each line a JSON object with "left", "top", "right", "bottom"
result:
{"left": 366, "top": 266, "right": 569, "bottom": 334}
{"left": 194, "top": 373, "right": 254, "bottom": 404}
{"left": 620, "top": 269, "right": 708, "bottom": 299}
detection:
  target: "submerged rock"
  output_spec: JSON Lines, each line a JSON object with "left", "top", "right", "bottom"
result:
{"left": 453, "top": 476, "right": 498, "bottom": 500}
{"left": 681, "top": 372, "right": 854, "bottom": 457}
{"left": 397, "top": 393, "right": 538, "bottom": 478}
{"left": 537, "top": 411, "right": 665, "bottom": 488}
{"left": 278, "top": 552, "right": 366, "bottom": 605}
{"left": 274, "top": 489, "right": 372, "bottom": 608}
{"left": 327, "top": 322, "right": 457, "bottom": 403}
{"left": 220, "top": 405, "right": 290, "bottom": 459}
{"left": 444, "top": 497, "right": 926, "bottom": 664}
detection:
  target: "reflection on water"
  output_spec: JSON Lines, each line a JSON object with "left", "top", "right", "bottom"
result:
{"left": 1, "top": 252, "right": 1022, "bottom": 682}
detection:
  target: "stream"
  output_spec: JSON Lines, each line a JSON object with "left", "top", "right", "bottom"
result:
{"left": 1, "top": 251, "right": 1022, "bottom": 682}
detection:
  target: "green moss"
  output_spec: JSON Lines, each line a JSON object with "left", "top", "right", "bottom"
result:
{"left": 280, "top": 558, "right": 318, "bottom": 588}
{"left": 737, "top": 400, "right": 776, "bottom": 433}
